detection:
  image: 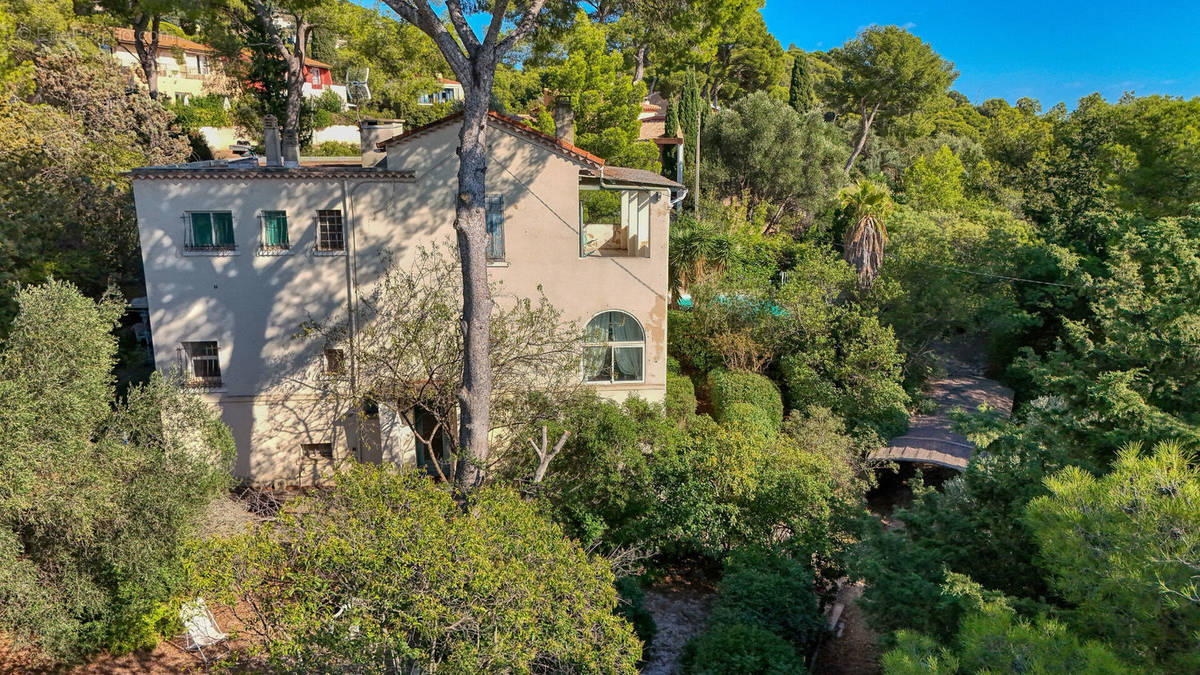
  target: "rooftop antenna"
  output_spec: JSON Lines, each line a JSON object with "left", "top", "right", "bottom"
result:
{"left": 346, "top": 67, "right": 371, "bottom": 122}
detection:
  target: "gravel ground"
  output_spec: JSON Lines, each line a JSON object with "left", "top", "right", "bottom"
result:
{"left": 641, "top": 587, "right": 714, "bottom": 675}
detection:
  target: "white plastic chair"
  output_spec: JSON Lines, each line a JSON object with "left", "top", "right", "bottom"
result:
{"left": 179, "top": 598, "right": 229, "bottom": 664}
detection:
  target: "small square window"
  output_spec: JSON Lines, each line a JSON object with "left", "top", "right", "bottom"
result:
{"left": 324, "top": 348, "right": 345, "bottom": 374}
{"left": 316, "top": 210, "right": 344, "bottom": 252}
{"left": 302, "top": 442, "right": 333, "bottom": 459}
{"left": 181, "top": 341, "right": 221, "bottom": 387}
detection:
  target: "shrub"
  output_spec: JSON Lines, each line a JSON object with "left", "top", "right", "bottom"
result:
{"left": 309, "top": 140, "right": 361, "bottom": 156}
{"left": 668, "top": 309, "right": 724, "bottom": 373}
{"left": 708, "top": 370, "right": 783, "bottom": 429}
{"left": 0, "top": 282, "right": 234, "bottom": 664}
{"left": 615, "top": 577, "right": 656, "bottom": 656}
{"left": 719, "top": 401, "right": 777, "bottom": 438}
{"left": 668, "top": 356, "right": 682, "bottom": 374}
{"left": 190, "top": 465, "right": 641, "bottom": 672}
{"left": 708, "top": 549, "right": 824, "bottom": 653}
{"left": 497, "top": 394, "right": 679, "bottom": 550}
{"left": 680, "top": 623, "right": 804, "bottom": 674}
{"left": 648, "top": 416, "right": 864, "bottom": 559}
{"left": 666, "top": 372, "right": 697, "bottom": 420}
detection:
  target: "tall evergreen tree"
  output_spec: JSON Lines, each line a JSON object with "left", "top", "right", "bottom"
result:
{"left": 787, "top": 51, "right": 814, "bottom": 114}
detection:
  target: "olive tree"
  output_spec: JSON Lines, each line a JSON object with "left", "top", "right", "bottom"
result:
{"left": 0, "top": 281, "right": 234, "bottom": 664}
{"left": 301, "top": 247, "right": 582, "bottom": 484}
{"left": 189, "top": 465, "right": 642, "bottom": 672}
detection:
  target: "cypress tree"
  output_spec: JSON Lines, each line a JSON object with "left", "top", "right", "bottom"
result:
{"left": 664, "top": 99, "right": 680, "bottom": 139}
{"left": 788, "top": 52, "right": 814, "bottom": 114}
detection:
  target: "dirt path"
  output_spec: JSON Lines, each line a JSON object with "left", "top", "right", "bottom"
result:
{"left": 641, "top": 588, "right": 714, "bottom": 675}
{"left": 813, "top": 582, "right": 881, "bottom": 675}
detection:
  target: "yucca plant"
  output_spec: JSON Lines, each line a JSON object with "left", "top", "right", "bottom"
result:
{"left": 840, "top": 179, "right": 895, "bottom": 286}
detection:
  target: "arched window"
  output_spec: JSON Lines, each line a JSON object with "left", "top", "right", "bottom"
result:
{"left": 582, "top": 311, "right": 644, "bottom": 383}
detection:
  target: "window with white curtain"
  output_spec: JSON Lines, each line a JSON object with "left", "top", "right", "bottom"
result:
{"left": 582, "top": 310, "right": 644, "bottom": 383}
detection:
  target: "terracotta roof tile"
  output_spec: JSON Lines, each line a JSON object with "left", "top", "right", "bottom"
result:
{"left": 111, "top": 27, "right": 212, "bottom": 53}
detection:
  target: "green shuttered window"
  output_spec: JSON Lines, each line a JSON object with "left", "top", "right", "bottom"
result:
{"left": 485, "top": 194, "right": 504, "bottom": 261}
{"left": 187, "top": 212, "right": 235, "bottom": 250}
{"left": 262, "top": 210, "right": 289, "bottom": 248}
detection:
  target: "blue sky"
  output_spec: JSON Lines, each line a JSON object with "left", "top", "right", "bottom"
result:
{"left": 761, "top": 0, "right": 1200, "bottom": 109}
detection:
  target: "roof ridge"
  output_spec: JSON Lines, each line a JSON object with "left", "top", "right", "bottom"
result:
{"left": 377, "top": 111, "right": 604, "bottom": 167}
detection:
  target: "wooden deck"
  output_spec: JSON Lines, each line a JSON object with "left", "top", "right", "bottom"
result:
{"left": 870, "top": 347, "right": 1014, "bottom": 471}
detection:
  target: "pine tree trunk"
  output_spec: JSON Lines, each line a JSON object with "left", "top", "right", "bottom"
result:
{"left": 845, "top": 102, "right": 879, "bottom": 172}
{"left": 633, "top": 44, "right": 647, "bottom": 82}
{"left": 284, "top": 20, "right": 309, "bottom": 137}
{"left": 133, "top": 15, "right": 161, "bottom": 99}
{"left": 452, "top": 66, "right": 496, "bottom": 489}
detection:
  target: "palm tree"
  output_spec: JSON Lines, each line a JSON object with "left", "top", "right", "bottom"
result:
{"left": 839, "top": 180, "right": 894, "bottom": 286}
{"left": 669, "top": 219, "right": 735, "bottom": 300}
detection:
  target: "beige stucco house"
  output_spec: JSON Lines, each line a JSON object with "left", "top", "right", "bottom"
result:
{"left": 131, "top": 112, "right": 680, "bottom": 486}
{"left": 107, "top": 28, "right": 223, "bottom": 103}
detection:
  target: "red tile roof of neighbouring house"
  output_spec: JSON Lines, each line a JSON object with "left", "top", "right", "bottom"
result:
{"left": 377, "top": 110, "right": 606, "bottom": 168}
{"left": 111, "top": 27, "right": 213, "bottom": 53}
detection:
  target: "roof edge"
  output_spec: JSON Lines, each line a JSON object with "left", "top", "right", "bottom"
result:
{"left": 377, "top": 111, "right": 604, "bottom": 168}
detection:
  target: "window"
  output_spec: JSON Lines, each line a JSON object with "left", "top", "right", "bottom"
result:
{"left": 324, "top": 348, "right": 345, "bottom": 374}
{"left": 175, "top": 92, "right": 191, "bottom": 105}
{"left": 485, "top": 194, "right": 504, "bottom": 261}
{"left": 194, "top": 54, "right": 210, "bottom": 75}
{"left": 261, "top": 210, "right": 289, "bottom": 249}
{"left": 316, "top": 210, "right": 345, "bottom": 252}
{"left": 582, "top": 311, "right": 644, "bottom": 383}
{"left": 181, "top": 341, "right": 221, "bottom": 387}
{"left": 579, "top": 188, "right": 652, "bottom": 258}
{"left": 302, "top": 442, "right": 334, "bottom": 459}
{"left": 186, "top": 211, "right": 235, "bottom": 251}
{"left": 311, "top": 69, "right": 321, "bottom": 85}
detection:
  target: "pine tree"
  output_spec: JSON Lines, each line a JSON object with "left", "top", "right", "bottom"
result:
{"left": 788, "top": 52, "right": 814, "bottom": 114}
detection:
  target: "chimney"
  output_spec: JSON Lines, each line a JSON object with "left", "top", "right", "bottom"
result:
{"left": 262, "top": 115, "right": 281, "bottom": 167}
{"left": 553, "top": 96, "right": 574, "bottom": 145}
{"left": 281, "top": 128, "right": 300, "bottom": 168}
{"left": 358, "top": 118, "right": 404, "bottom": 167}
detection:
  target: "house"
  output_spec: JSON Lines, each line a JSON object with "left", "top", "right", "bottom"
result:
{"left": 637, "top": 93, "right": 685, "bottom": 184}
{"left": 301, "top": 57, "right": 348, "bottom": 106}
{"left": 418, "top": 77, "right": 465, "bottom": 105}
{"left": 106, "top": 27, "right": 221, "bottom": 104}
{"left": 130, "top": 109, "right": 680, "bottom": 486}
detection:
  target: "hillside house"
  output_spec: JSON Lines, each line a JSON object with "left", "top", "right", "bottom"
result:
{"left": 130, "top": 111, "right": 680, "bottom": 486}
{"left": 107, "top": 27, "right": 221, "bottom": 103}
{"left": 418, "top": 77, "right": 465, "bottom": 105}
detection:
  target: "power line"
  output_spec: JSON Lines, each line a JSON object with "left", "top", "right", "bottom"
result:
{"left": 826, "top": 239, "right": 1089, "bottom": 289}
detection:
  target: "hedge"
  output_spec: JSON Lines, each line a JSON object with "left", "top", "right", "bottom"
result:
{"left": 708, "top": 370, "right": 783, "bottom": 429}
{"left": 718, "top": 402, "right": 776, "bottom": 438}
{"left": 666, "top": 373, "right": 697, "bottom": 421}
{"left": 680, "top": 623, "right": 803, "bottom": 674}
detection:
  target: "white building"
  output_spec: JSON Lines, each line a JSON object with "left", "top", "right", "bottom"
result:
{"left": 131, "top": 112, "right": 679, "bottom": 486}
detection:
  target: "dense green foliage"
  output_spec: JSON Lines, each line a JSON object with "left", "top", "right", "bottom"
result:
{"left": 0, "top": 281, "right": 233, "bottom": 663}
{"left": 708, "top": 369, "right": 783, "bottom": 429}
{"left": 1025, "top": 443, "right": 1200, "bottom": 671}
{"left": 680, "top": 622, "right": 804, "bottom": 674}
{"left": 666, "top": 371, "right": 698, "bottom": 421}
{"left": 881, "top": 575, "right": 1130, "bottom": 674}
{"left": 190, "top": 465, "right": 642, "bottom": 672}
